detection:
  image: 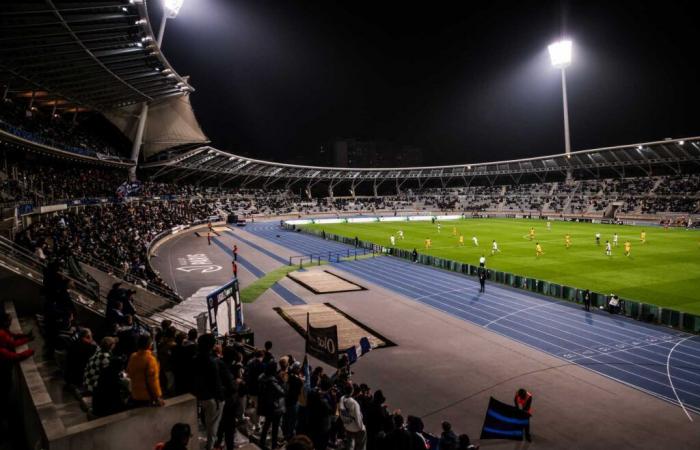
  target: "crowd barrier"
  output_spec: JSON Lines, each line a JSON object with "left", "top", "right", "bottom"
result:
{"left": 292, "top": 225, "right": 700, "bottom": 333}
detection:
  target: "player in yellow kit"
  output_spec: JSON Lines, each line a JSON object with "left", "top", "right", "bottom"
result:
{"left": 624, "top": 240, "right": 632, "bottom": 256}
{"left": 458, "top": 235, "right": 464, "bottom": 246}
{"left": 565, "top": 234, "right": 571, "bottom": 249}
{"left": 425, "top": 238, "right": 432, "bottom": 249}
{"left": 529, "top": 227, "right": 535, "bottom": 241}
{"left": 453, "top": 226, "right": 458, "bottom": 236}
{"left": 535, "top": 242, "right": 543, "bottom": 257}
{"left": 640, "top": 230, "right": 646, "bottom": 244}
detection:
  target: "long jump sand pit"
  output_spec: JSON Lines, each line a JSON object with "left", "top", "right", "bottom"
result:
{"left": 274, "top": 303, "right": 394, "bottom": 350}
{"left": 287, "top": 269, "right": 366, "bottom": 294}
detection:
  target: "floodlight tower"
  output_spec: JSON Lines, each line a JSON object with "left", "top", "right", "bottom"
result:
{"left": 129, "top": 0, "right": 185, "bottom": 181}
{"left": 548, "top": 39, "right": 573, "bottom": 179}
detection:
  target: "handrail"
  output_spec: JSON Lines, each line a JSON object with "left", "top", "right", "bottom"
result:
{"left": 77, "top": 253, "right": 183, "bottom": 304}
{"left": 0, "top": 236, "right": 193, "bottom": 331}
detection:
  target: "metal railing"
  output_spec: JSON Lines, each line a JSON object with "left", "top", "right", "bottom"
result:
{"left": 0, "top": 236, "right": 192, "bottom": 331}
{"left": 77, "top": 253, "right": 183, "bottom": 303}
{"left": 288, "top": 247, "right": 374, "bottom": 268}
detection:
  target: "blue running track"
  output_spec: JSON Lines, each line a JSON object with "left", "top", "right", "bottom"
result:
{"left": 245, "top": 223, "right": 700, "bottom": 417}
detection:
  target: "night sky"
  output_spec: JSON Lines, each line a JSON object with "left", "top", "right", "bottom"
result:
{"left": 152, "top": 0, "right": 700, "bottom": 166}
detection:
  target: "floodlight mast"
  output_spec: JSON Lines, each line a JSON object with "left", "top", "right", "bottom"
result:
{"left": 129, "top": 0, "right": 185, "bottom": 181}
{"left": 548, "top": 40, "right": 573, "bottom": 180}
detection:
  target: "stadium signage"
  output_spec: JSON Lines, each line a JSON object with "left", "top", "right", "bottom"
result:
{"left": 176, "top": 253, "right": 222, "bottom": 273}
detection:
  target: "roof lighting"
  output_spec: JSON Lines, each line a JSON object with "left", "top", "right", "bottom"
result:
{"left": 679, "top": 140, "right": 685, "bottom": 145}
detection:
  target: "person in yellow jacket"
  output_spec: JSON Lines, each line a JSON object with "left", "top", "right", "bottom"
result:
{"left": 127, "top": 334, "right": 164, "bottom": 407}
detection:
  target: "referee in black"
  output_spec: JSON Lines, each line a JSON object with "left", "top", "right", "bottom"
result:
{"left": 582, "top": 289, "right": 591, "bottom": 311}
{"left": 478, "top": 267, "right": 487, "bottom": 293}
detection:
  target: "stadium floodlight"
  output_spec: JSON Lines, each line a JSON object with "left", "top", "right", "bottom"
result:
{"left": 548, "top": 39, "right": 573, "bottom": 169}
{"left": 548, "top": 40, "right": 572, "bottom": 68}
{"left": 164, "top": 0, "right": 185, "bottom": 18}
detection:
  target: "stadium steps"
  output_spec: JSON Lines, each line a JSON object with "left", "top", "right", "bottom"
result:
{"left": 18, "top": 316, "right": 90, "bottom": 429}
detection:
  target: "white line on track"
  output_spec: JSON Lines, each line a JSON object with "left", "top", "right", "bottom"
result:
{"left": 340, "top": 259, "right": 700, "bottom": 397}
{"left": 667, "top": 335, "right": 698, "bottom": 422}
{"left": 484, "top": 301, "right": 565, "bottom": 327}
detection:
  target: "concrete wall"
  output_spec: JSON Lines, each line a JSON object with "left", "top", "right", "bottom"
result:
{"left": 50, "top": 395, "right": 199, "bottom": 450}
{"left": 5, "top": 301, "right": 199, "bottom": 450}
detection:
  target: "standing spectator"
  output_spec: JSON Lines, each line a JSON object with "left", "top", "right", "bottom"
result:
{"left": 306, "top": 376, "right": 335, "bottom": 450}
{"left": 215, "top": 346, "right": 244, "bottom": 450}
{"left": 172, "top": 328, "right": 198, "bottom": 394}
{"left": 258, "top": 362, "right": 286, "bottom": 450}
{"left": 283, "top": 361, "right": 304, "bottom": 440}
{"left": 158, "top": 325, "right": 177, "bottom": 395}
{"left": 263, "top": 341, "right": 275, "bottom": 365}
{"left": 364, "top": 390, "right": 390, "bottom": 450}
{"left": 233, "top": 244, "right": 238, "bottom": 261}
{"left": 64, "top": 328, "right": 97, "bottom": 389}
{"left": 193, "top": 333, "right": 232, "bottom": 450}
{"left": 126, "top": 334, "right": 164, "bottom": 407}
{"left": 457, "top": 434, "right": 479, "bottom": 450}
{"left": 514, "top": 388, "right": 533, "bottom": 442}
{"left": 115, "top": 314, "right": 140, "bottom": 356}
{"left": 0, "top": 313, "right": 34, "bottom": 431}
{"left": 245, "top": 350, "right": 266, "bottom": 429}
{"left": 156, "top": 423, "right": 192, "bottom": 450}
{"left": 339, "top": 382, "right": 366, "bottom": 450}
{"left": 384, "top": 414, "right": 424, "bottom": 450}
{"left": 406, "top": 416, "right": 427, "bottom": 449}
{"left": 83, "top": 336, "right": 116, "bottom": 394}
{"left": 92, "top": 354, "right": 128, "bottom": 417}
{"left": 439, "top": 421, "right": 459, "bottom": 450}
{"left": 412, "top": 248, "right": 418, "bottom": 263}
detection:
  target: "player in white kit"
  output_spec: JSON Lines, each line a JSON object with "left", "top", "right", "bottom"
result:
{"left": 472, "top": 236, "right": 479, "bottom": 246}
{"left": 390, "top": 235, "right": 396, "bottom": 246}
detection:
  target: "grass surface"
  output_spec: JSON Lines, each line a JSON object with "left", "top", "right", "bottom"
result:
{"left": 303, "top": 218, "right": 700, "bottom": 314}
{"left": 240, "top": 265, "right": 301, "bottom": 303}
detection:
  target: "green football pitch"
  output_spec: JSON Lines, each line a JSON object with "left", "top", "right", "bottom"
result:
{"left": 303, "top": 218, "right": 700, "bottom": 315}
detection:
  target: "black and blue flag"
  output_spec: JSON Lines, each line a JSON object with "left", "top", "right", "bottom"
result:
{"left": 480, "top": 397, "right": 530, "bottom": 440}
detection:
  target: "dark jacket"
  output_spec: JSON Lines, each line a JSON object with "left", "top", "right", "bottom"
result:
{"left": 65, "top": 339, "right": 97, "bottom": 387}
{"left": 258, "top": 374, "right": 286, "bottom": 416}
{"left": 172, "top": 341, "right": 197, "bottom": 394}
{"left": 92, "top": 357, "right": 127, "bottom": 417}
{"left": 193, "top": 352, "right": 233, "bottom": 402}
{"left": 306, "top": 389, "right": 335, "bottom": 433}
{"left": 384, "top": 428, "right": 426, "bottom": 450}
{"left": 244, "top": 358, "right": 264, "bottom": 396}
{"left": 440, "top": 430, "right": 459, "bottom": 450}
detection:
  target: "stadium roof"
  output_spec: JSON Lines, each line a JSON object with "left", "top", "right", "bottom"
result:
{"left": 142, "top": 137, "right": 700, "bottom": 188}
{"left": 0, "top": 0, "right": 193, "bottom": 112}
